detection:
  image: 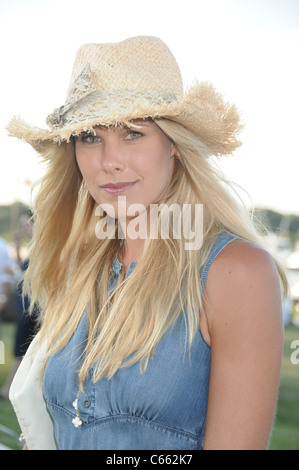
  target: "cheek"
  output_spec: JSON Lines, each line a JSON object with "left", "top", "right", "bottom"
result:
{"left": 141, "top": 153, "right": 174, "bottom": 200}
{"left": 75, "top": 154, "right": 99, "bottom": 202}
{"left": 152, "top": 148, "right": 173, "bottom": 181}
{"left": 76, "top": 153, "right": 96, "bottom": 179}
{"left": 75, "top": 151, "right": 86, "bottom": 176}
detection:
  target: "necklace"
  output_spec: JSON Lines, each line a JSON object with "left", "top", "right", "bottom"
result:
{"left": 72, "top": 391, "right": 83, "bottom": 428}
{"left": 118, "top": 243, "right": 123, "bottom": 264}
{"left": 71, "top": 241, "right": 124, "bottom": 429}
{"left": 118, "top": 239, "right": 124, "bottom": 263}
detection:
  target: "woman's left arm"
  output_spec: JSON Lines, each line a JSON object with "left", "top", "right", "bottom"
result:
{"left": 203, "top": 240, "right": 284, "bottom": 450}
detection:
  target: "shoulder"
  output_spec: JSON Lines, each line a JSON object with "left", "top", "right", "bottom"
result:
{"left": 202, "top": 239, "right": 283, "bottom": 341}
{"left": 202, "top": 239, "right": 284, "bottom": 449}
{"left": 208, "top": 238, "right": 279, "bottom": 289}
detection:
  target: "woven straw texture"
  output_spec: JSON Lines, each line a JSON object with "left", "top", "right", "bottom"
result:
{"left": 7, "top": 36, "right": 242, "bottom": 156}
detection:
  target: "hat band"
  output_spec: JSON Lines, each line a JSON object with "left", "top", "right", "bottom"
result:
{"left": 46, "top": 90, "right": 179, "bottom": 131}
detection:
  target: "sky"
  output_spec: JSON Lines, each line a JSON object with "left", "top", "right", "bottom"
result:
{"left": 0, "top": 0, "right": 298, "bottom": 215}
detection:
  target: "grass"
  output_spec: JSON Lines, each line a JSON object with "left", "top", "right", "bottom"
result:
{"left": 269, "top": 323, "right": 299, "bottom": 450}
{"left": 0, "top": 322, "right": 299, "bottom": 450}
{"left": 0, "top": 323, "right": 22, "bottom": 450}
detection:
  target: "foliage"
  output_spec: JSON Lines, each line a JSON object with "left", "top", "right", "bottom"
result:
{"left": 0, "top": 202, "right": 30, "bottom": 242}
{"left": 253, "top": 208, "right": 299, "bottom": 247}
{"left": 269, "top": 324, "right": 299, "bottom": 450}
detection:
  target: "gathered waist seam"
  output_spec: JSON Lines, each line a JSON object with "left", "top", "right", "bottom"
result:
{"left": 46, "top": 400, "right": 200, "bottom": 444}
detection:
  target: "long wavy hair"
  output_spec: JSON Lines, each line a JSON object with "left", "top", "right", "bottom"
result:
{"left": 24, "top": 118, "right": 288, "bottom": 389}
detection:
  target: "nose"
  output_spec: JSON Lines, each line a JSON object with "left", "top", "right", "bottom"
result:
{"left": 101, "top": 137, "right": 125, "bottom": 174}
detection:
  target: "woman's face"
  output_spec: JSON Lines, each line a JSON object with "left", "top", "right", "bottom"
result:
{"left": 75, "top": 119, "right": 176, "bottom": 218}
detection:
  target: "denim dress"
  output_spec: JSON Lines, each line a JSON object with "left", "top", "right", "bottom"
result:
{"left": 43, "top": 233, "right": 237, "bottom": 450}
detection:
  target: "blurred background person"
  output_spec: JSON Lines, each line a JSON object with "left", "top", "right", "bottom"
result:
{"left": 0, "top": 236, "right": 14, "bottom": 332}
{"left": 0, "top": 213, "right": 37, "bottom": 400}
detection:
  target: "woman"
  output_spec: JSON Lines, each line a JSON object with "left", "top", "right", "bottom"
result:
{"left": 8, "top": 36, "right": 287, "bottom": 450}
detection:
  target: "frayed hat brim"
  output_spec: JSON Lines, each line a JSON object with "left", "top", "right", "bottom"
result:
{"left": 7, "top": 82, "right": 242, "bottom": 156}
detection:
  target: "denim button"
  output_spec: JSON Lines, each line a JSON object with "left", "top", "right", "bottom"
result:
{"left": 83, "top": 399, "right": 91, "bottom": 408}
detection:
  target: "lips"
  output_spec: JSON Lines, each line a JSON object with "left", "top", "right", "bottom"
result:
{"left": 100, "top": 181, "right": 137, "bottom": 195}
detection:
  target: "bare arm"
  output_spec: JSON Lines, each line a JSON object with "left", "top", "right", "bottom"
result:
{"left": 202, "top": 240, "right": 284, "bottom": 450}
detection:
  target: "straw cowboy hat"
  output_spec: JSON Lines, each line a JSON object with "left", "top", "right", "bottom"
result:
{"left": 7, "top": 36, "right": 242, "bottom": 156}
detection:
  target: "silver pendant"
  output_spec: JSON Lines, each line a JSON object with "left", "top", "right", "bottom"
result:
{"left": 72, "top": 396, "right": 82, "bottom": 428}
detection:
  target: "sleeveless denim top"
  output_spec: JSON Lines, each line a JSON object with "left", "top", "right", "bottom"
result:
{"left": 43, "top": 233, "right": 236, "bottom": 450}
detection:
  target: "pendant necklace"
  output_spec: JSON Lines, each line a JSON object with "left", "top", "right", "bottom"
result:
{"left": 72, "top": 391, "right": 83, "bottom": 428}
{"left": 71, "top": 240, "right": 124, "bottom": 429}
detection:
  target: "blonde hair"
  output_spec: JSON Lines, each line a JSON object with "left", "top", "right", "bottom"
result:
{"left": 25, "top": 119, "right": 287, "bottom": 389}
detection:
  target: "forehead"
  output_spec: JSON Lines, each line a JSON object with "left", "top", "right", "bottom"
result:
{"left": 95, "top": 118, "right": 151, "bottom": 133}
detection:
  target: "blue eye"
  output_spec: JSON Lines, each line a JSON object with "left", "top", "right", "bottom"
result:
{"left": 80, "top": 134, "right": 100, "bottom": 143}
{"left": 127, "top": 131, "right": 143, "bottom": 140}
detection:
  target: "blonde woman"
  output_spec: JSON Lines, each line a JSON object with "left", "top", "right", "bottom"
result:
{"left": 8, "top": 36, "right": 286, "bottom": 450}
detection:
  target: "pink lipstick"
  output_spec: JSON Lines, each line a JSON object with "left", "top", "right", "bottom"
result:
{"left": 100, "top": 181, "right": 137, "bottom": 195}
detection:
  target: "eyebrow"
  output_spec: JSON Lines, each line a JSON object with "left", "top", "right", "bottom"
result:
{"left": 94, "top": 119, "right": 150, "bottom": 132}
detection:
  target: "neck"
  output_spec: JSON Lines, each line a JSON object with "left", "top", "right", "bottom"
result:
{"left": 118, "top": 211, "right": 147, "bottom": 272}
{"left": 121, "top": 237, "right": 145, "bottom": 269}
